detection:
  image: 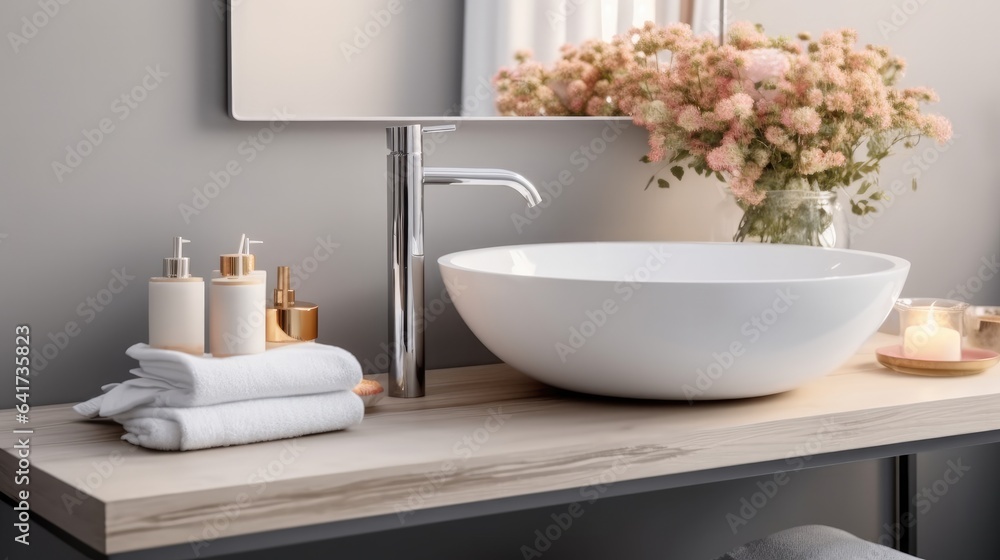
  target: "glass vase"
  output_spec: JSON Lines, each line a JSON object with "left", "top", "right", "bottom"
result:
{"left": 714, "top": 188, "right": 850, "bottom": 249}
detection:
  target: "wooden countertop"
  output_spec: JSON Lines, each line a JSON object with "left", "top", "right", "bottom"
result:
{"left": 3, "top": 333, "right": 1000, "bottom": 556}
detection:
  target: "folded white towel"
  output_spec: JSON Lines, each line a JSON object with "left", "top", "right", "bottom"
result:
{"left": 87, "top": 342, "right": 362, "bottom": 417}
{"left": 76, "top": 391, "right": 364, "bottom": 451}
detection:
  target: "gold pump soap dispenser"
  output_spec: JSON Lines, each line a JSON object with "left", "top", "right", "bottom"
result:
{"left": 209, "top": 235, "right": 266, "bottom": 357}
{"left": 266, "top": 266, "right": 318, "bottom": 349}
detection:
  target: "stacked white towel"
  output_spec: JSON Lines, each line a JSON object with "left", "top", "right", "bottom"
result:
{"left": 74, "top": 342, "right": 365, "bottom": 451}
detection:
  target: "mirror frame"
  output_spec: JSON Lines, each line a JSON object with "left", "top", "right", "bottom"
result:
{"left": 227, "top": 0, "right": 728, "bottom": 121}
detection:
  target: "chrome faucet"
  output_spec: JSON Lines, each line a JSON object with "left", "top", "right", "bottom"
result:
{"left": 386, "top": 124, "right": 542, "bottom": 398}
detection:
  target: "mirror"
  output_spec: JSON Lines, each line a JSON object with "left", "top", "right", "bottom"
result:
{"left": 229, "top": 0, "right": 725, "bottom": 120}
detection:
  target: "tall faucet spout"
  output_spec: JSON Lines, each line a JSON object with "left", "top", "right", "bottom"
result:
{"left": 424, "top": 167, "right": 542, "bottom": 207}
{"left": 386, "top": 124, "right": 539, "bottom": 398}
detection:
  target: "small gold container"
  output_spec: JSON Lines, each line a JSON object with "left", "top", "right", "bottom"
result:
{"left": 266, "top": 266, "right": 318, "bottom": 346}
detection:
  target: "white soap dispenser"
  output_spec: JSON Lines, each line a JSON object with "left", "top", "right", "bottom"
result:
{"left": 149, "top": 237, "right": 205, "bottom": 355}
{"left": 209, "top": 235, "right": 266, "bottom": 357}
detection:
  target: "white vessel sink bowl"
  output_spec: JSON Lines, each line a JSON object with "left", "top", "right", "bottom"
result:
{"left": 439, "top": 242, "right": 909, "bottom": 400}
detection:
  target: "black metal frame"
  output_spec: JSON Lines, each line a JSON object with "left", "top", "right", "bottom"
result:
{"left": 895, "top": 454, "right": 919, "bottom": 555}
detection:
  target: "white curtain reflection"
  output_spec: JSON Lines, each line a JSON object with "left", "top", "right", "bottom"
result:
{"left": 463, "top": 0, "right": 718, "bottom": 116}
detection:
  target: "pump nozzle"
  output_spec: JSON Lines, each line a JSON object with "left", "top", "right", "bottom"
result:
{"left": 220, "top": 234, "right": 262, "bottom": 278}
{"left": 243, "top": 238, "right": 263, "bottom": 255}
{"left": 163, "top": 237, "right": 191, "bottom": 278}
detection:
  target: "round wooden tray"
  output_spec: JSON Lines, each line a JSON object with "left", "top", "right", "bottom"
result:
{"left": 875, "top": 345, "right": 1000, "bottom": 377}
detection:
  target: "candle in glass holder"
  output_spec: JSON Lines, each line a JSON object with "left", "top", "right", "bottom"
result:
{"left": 903, "top": 320, "right": 961, "bottom": 360}
{"left": 895, "top": 298, "right": 967, "bottom": 362}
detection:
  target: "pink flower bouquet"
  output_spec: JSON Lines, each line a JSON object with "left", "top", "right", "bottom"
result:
{"left": 495, "top": 22, "right": 951, "bottom": 243}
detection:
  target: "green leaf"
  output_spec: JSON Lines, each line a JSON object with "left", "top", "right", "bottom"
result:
{"left": 669, "top": 149, "right": 690, "bottom": 163}
{"left": 869, "top": 191, "right": 884, "bottom": 201}
{"left": 644, "top": 175, "right": 656, "bottom": 191}
{"left": 857, "top": 181, "right": 872, "bottom": 196}
{"left": 670, "top": 166, "right": 684, "bottom": 181}
{"left": 657, "top": 178, "right": 670, "bottom": 189}
{"left": 715, "top": 172, "right": 725, "bottom": 182}
{"left": 640, "top": 155, "right": 651, "bottom": 163}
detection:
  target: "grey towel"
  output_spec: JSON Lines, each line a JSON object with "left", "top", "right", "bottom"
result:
{"left": 715, "top": 525, "right": 922, "bottom": 560}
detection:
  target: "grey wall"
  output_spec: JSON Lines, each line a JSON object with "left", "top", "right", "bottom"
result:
{"left": 1, "top": 0, "right": 998, "bottom": 558}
